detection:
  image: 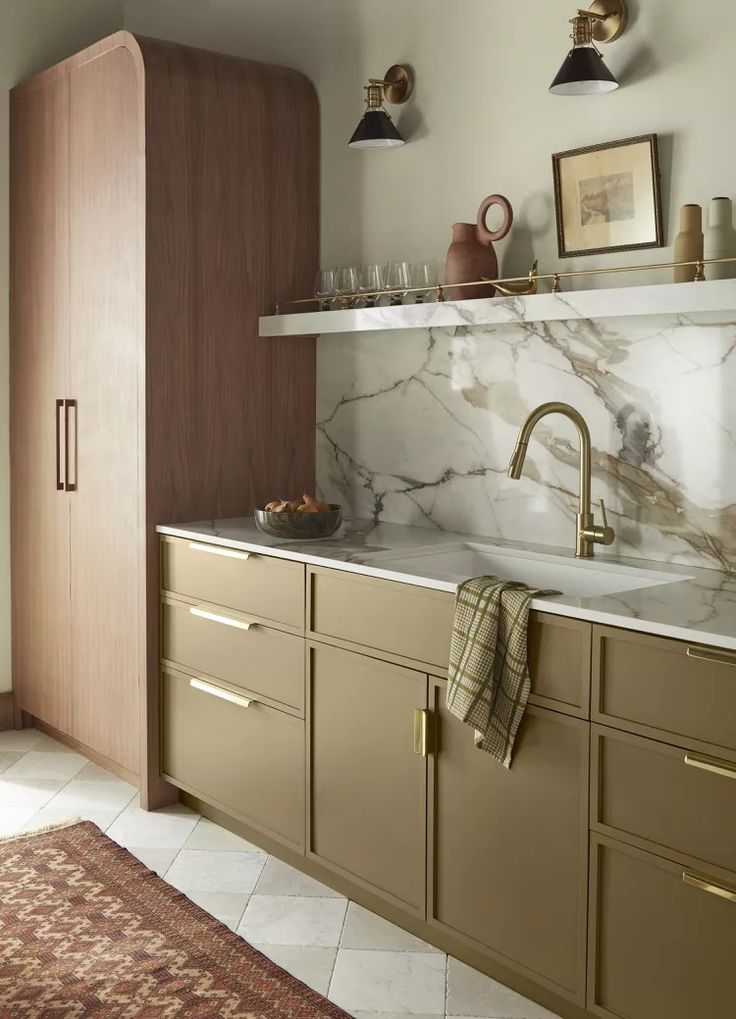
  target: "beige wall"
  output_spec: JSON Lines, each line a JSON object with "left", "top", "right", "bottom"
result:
{"left": 124, "top": 0, "right": 736, "bottom": 278}
{"left": 0, "top": 0, "right": 122, "bottom": 692}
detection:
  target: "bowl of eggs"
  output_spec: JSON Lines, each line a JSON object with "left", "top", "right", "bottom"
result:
{"left": 254, "top": 495, "right": 343, "bottom": 539}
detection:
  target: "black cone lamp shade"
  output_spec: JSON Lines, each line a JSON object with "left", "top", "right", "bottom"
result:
{"left": 549, "top": 45, "right": 619, "bottom": 94}
{"left": 349, "top": 108, "right": 405, "bottom": 149}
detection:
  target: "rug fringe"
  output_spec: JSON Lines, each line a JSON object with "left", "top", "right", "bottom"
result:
{"left": 0, "top": 817, "right": 85, "bottom": 843}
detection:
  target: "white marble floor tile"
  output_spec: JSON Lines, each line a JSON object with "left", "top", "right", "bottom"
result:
{"left": 45, "top": 778, "right": 137, "bottom": 814}
{"left": 184, "top": 890, "right": 251, "bottom": 932}
{"left": 0, "top": 775, "right": 67, "bottom": 809}
{"left": 446, "top": 958, "right": 561, "bottom": 1019}
{"left": 127, "top": 846, "right": 180, "bottom": 877}
{"left": 22, "top": 806, "right": 120, "bottom": 833}
{"left": 0, "top": 729, "right": 43, "bottom": 752}
{"left": 184, "top": 817, "right": 265, "bottom": 853}
{"left": 0, "top": 751, "right": 22, "bottom": 775}
{"left": 340, "top": 902, "right": 442, "bottom": 953}
{"left": 4, "top": 750, "right": 87, "bottom": 781}
{"left": 352, "top": 1013, "right": 443, "bottom": 1019}
{"left": 32, "top": 735, "right": 78, "bottom": 753}
{"left": 239, "top": 895, "right": 348, "bottom": 948}
{"left": 0, "top": 804, "right": 40, "bottom": 837}
{"left": 252, "top": 943, "right": 337, "bottom": 995}
{"left": 106, "top": 796, "right": 199, "bottom": 850}
{"left": 255, "top": 857, "right": 344, "bottom": 899}
{"left": 329, "top": 950, "right": 447, "bottom": 1015}
{"left": 165, "top": 849, "right": 266, "bottom": 895}
{"left": 75, "top": 762, "right": 127, "bottom": 782}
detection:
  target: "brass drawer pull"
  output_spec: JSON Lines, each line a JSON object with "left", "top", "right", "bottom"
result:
{"left": 682, "top": 871, "right": 736, "bottom": 904}
{"left": 189, "top": 677, "right": 254, "bottom": 708}
{"left": 684, "top": 752, "right": 736, "bottom": 781}
{"left": 686, "top": 646, "right": 736, "bottom": 668}
{"left": 413, "top": 709, "right": 428, "bottom": 756}
{"left": 188, "top": 541, "right": 251, "bottom": 561}
{"left": 189, "top": 606, "right": 258, "bottom": 631}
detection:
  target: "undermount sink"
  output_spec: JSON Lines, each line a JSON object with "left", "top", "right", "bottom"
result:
{"left": 376, "top": 542, "right": 693, "bottom": 599}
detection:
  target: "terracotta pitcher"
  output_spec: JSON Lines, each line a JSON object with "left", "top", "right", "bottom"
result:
{"left": 445, "top": 194, "right": 513, "bottom": 300}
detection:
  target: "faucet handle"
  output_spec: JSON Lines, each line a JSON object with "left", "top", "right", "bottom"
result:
{"left": 595, "top": 499, "right": 615, "bottom": 546}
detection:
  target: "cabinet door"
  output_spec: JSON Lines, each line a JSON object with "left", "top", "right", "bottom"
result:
{"left": 308, "top": 643, "right": 428, "bottom": 915}
{"left": 10, "top": 73, "right": 71, "bottom": 730}
{"left": 68, "top": 45, "right": 143, "bottom": 775}
{"left": 589, "top": 834, "right": 736, "bottom": 1019}
{"left": 430, "top": 682, "right": 589, "bottom": 1006}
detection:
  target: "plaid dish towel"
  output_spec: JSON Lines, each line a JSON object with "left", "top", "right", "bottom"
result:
{"left": 446, "top": 576, "right": 559, "bottom": 768}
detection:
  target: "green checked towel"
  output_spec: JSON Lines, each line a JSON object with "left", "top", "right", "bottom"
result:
{"left": 447, "top": 576, "right": 559, "bottom": 768}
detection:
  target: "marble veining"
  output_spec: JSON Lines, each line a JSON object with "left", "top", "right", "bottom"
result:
{"left": 316, "top": 311, "right": 736, "bottom": 571}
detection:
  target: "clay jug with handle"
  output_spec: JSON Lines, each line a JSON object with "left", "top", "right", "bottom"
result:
{"left": 445, "top": 194, "right": 513, "bottom": 300}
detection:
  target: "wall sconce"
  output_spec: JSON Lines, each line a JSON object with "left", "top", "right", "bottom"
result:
{"left": 348, "top": 64, "right": 415, "bottom": 149}
{"left": 550, "top": 0, "right": 627, "bottom": 95}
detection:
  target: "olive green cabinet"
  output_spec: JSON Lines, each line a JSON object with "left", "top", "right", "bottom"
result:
{"left": 430, "top": 681, "right": 589, "bottom": 1007}
{"left": 307, "top": 642, "right": 429, "bottom": 916}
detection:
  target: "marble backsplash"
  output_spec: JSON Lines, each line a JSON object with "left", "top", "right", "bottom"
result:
{"left": 316, "top": 311, "right": 736, "bottom": 572}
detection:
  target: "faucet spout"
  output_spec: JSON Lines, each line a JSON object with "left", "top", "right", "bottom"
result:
{"left": 506, "top": 401, "right": 614, "bottom": 558}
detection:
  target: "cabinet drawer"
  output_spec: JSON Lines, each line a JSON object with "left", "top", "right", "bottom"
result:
{"left": 309, "top": 567, "right": 453, "bottom": 669}
{"left": 593, "top": 625, "right": 736, "bottom": 753}
{"left": 161, "top": 598, "right": 304, "bottom": 712}
{"left": 589, "top": 834, "right": 736, "bottom": 1019}
{"left": 162, "top": 537, "right": 304, "bottom": 630}
{"left": 528, "top": 611, "right": 590, "bottom": 717}
{"left": 592, "top": 725, "right": 736, "bottom": 874}
{"left": 161, "top": 666, "right": 304, "bottom": 850}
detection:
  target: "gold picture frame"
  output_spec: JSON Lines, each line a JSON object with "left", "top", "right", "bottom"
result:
{"left": 552, "top": 133, "right": 663, "bottom": 258}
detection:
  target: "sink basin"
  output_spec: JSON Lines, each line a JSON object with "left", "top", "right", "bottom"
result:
{"left": 376, "top": 542, "right": 692, "bottom": 599}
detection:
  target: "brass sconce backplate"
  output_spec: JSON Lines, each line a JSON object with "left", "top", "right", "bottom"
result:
{"left": 381, "top": 64, "right": 415, "bottom": 105}
{"left": 588, "top": 0, "right": 627, "bottom": 43}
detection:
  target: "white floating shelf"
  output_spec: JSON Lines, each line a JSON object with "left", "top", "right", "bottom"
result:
{"left": 259, "top": 279, "right": 736, "bottom": 337}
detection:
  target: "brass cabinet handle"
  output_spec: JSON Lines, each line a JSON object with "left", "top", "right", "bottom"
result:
{"left": 682, "top": 871, "right": 736, "bottom": 904}
{"left": 686, "top": 646, "right": 736, "bottom": 668}
{"left": 189, "top": 677, "right": 254, "bottom": 708}
{"left": 55, "top": 399, "right": 64, "bottom": 490}
{"left": 64, "top": 399, "right": 77, "bottom": 492}
{"left": 413, "top": 709, "right": 428, "bottom": 756}
{"left": 189, "top": 606, "right": 258, "bottom": 631}
{"left": 188, "top": 541, "right": 250, "bottom": 561}
{"left": 684, "top": 753, "right": 736, "bottom": 780}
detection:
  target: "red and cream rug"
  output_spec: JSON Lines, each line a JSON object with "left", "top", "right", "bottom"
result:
{"left": 0, "top": 820, "right": 351, "bottom": 1018}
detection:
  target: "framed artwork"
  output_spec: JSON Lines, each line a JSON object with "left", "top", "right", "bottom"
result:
{"left": 552, "top": 133, "right": 663, "bottom": 258}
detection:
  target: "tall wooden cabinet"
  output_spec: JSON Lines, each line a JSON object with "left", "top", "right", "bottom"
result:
{"left": 10, "top": 33, "right": 318, "bottom": 801}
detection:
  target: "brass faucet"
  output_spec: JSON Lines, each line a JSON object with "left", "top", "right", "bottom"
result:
{"left": 507, "top": 401, "right": 615, "bottom": 558}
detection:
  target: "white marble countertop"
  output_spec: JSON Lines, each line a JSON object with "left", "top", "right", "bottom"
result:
{"left": 157, "top": 517, "right": 736, "bottom": 652}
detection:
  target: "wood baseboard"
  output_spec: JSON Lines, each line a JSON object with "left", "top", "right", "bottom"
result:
{"left": 31, "top": 717, "right": 139, "bottom": 787}
{"left": 0, "top": 692, "right": 15, "bottom": 731}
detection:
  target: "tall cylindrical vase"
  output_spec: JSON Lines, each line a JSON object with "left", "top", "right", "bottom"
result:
{"left": 674, "top": 204, "right": 703, "bottom": 283}
{"left": 705, "top": 197, "right": 736, "bottom": 280}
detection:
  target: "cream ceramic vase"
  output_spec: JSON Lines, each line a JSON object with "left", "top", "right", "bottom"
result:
{"left": 704, "top": 197, "right": 736, "bottom": 279}
{"left": 674, "top": 204, "right": 703, "bottom": 283}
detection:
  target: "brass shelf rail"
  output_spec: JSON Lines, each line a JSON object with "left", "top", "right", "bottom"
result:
{"left": 274, "top": 254, "right": 736, "bottom": 315}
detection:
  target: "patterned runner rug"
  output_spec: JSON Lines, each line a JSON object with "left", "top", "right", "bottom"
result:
{"left": 0, "top": 820, "right": 351, "bottom": 1018}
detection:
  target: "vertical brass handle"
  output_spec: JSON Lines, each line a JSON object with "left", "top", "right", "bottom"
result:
{"left": 55, "top": 399, "right": 64, "bottom": 490}
{"left": 64, "top": 399, "right": 77, "bottom": 492}
{"left": 682, "top": 871, "right": 736, "bottom": 903}
{"left": 413, "top": 709, "right": 428, "bottom": 756}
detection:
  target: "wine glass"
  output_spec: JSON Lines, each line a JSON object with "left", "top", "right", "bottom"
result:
{"left": 314, "top": 269, "right": 336, "bottom": 311}
{"left": 359, "top": 264, "right": 385, "bottom": 308}
{"left": 334, "top": 266, "right": 359, "bottom": 309}
{"left": 409, "top": 262, "right": 436, "bottom": 304}
{"left": 384, "top": 260, "right": 410, "bottom": 306}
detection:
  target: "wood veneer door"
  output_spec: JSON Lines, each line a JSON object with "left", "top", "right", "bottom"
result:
{"left": 429, "top": 681, "right": 589, "bottom": 1006}
{"left": 308, "top": 643, "right": 428, "bottom": 915}
{"left": 68, "top": 45, "right": 142, "bottom": 774}
{"left": 10, "top": 73, "right": 72, "bottom": 731}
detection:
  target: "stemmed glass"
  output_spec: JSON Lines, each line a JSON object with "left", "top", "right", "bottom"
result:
{"left": 409, "top": 262, "right": 436, "bottom": 303}
{"left": 359, "top": 264, "right": 386, "bottom": 308}
{"left": 314, "top": 269, "right": 336, "bottom": 311}
{"left": 334, "top": 266, "right": 359, "bottom": 309}
{"left": 384, "top": 261, "right": 410, "bottom": 306}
